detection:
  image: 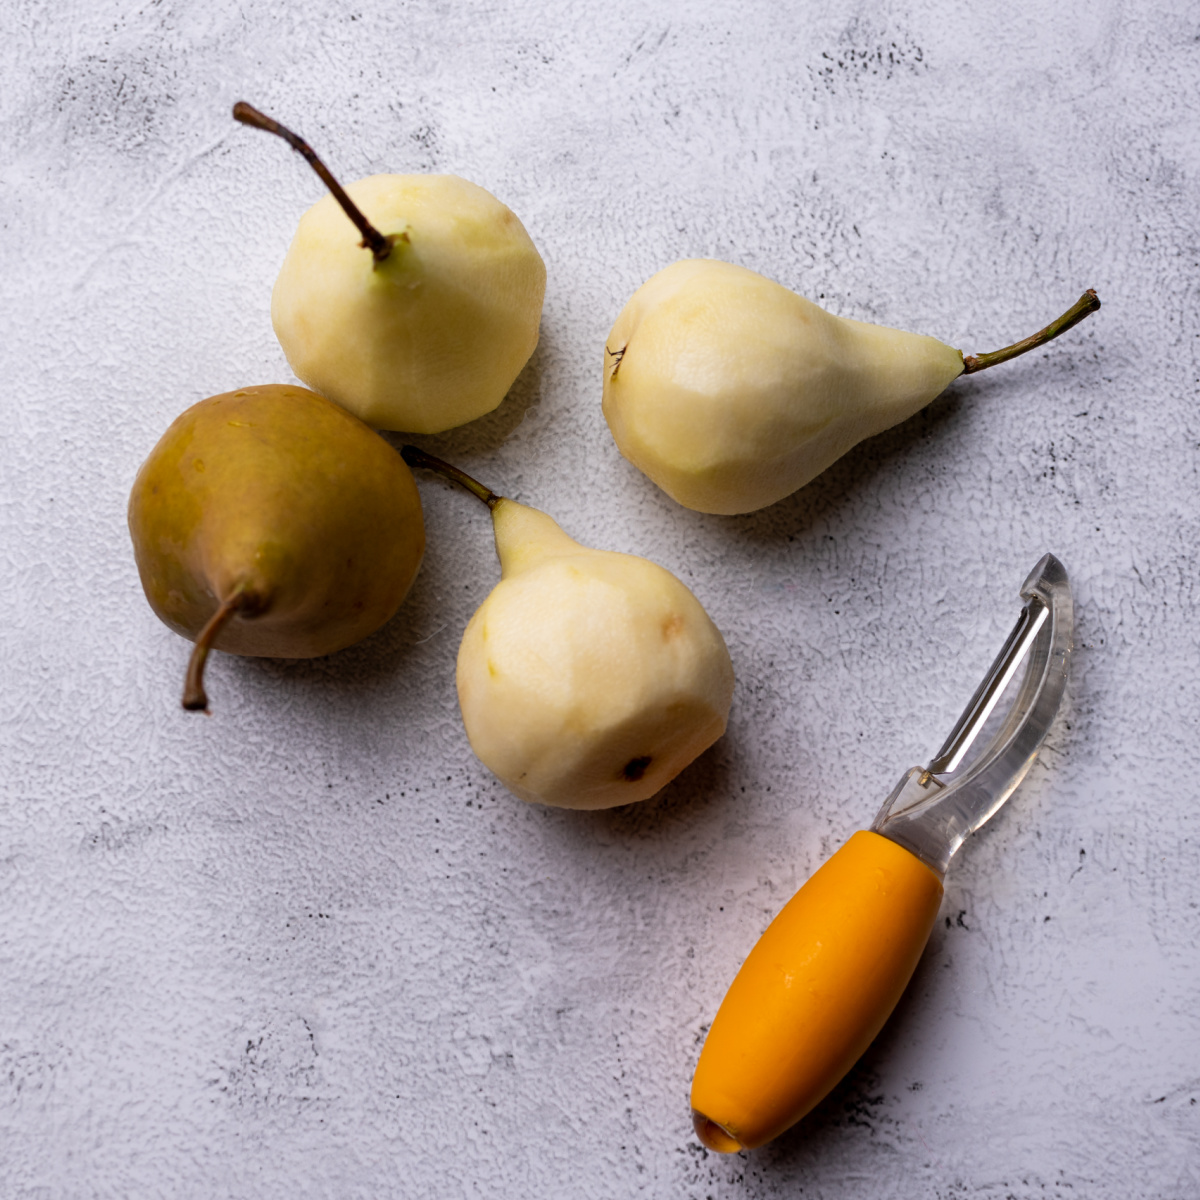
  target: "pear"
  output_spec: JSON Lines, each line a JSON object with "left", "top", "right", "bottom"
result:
{"left": 234, "top": 103, "right": 545, "bottom": 435}
{"left": 129, "top": 384, "right": 425, "bottom": 711}
{"left": 401, "top": 448, "right": 735, "bottom": 810}
{"left": 602, "top": 259, "right": 1100, "bottom": 515}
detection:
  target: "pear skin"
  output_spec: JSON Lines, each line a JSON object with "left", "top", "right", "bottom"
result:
{"left": 129, "top": 384, "right": 424, "bottom": 706}
{"left": 272, "top": 174, "right": 546, "bottom": 434}
{"left": 455, "top": 500, "right": 735, "bottom": 810}
{"left": 602, "top": 259, "right": 964, "bottom": 515}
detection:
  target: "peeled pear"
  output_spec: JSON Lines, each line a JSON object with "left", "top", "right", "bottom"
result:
{"left": 235, "top": 103, "right": 545, "bottom": 435}
{"left": 402, "top": 449, "right": 735, "bottom": 810}
{"left": 603, "top": 259, "right": 1099, "bottom": 515}
{"left": 129, "top": 384, "right": 425, "bottom": 710}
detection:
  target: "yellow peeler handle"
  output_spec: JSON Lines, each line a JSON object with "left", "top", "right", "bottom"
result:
{"left": 690, "top": 831, "right": 944, "bottom": 1152}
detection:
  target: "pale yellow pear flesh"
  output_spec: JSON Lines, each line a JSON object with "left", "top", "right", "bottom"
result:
{"left": 273, "top": 174, "right": 546, "bottom": 434}
{"left": 456, "top": 500, "right": 735, "bottom": 810}
{"left": 602, "top": 259, "right": 965, "bottom": 515}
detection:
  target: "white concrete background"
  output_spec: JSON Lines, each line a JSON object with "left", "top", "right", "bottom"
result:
{"left": 1, "top": 1, "right": 1197, "bottom": 1196}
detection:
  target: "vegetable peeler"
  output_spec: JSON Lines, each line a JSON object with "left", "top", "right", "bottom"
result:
{"left": 690, "top": 553, "right": 1073, "bottom": 1153}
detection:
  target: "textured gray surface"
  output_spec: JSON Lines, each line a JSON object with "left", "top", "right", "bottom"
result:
{"left": 1, "top": 1, "right": 1198, "bottom": 1196}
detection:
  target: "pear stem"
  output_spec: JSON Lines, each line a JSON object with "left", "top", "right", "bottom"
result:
{"left": 961, "top": 289, "right": 1100, "bottom": 374}
{"left": 183, "top": 593, "right": 247, "bottom": 713}
{"left": 232, "top": 101, "right": 393, "bottom": 263}
{"left": 400, "top": 446, "right": 501, "bottom": 511}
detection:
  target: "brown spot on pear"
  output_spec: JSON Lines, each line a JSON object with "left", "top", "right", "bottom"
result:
{"left": 622, "top": 756, "right": 653, "bottom": 782}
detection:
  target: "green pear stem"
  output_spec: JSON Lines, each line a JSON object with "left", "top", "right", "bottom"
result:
{"left": 183, "top": 592, "right": 248, "bottom": 713}
{"left": 400, "top": 446, "right": 501, "bottom": 511}
{"left": 232, "top": 101, "right": 393, "bottom": 263}
{"left": 961, "top": 289, "right": 1100, "bottom": 375}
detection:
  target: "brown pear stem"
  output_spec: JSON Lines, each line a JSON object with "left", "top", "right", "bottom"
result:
{"left": 400, "top": 446, "right": 502, "bottom": 511}
{"left": 232, "top": 101, "right": 393, "bottom": 263}
{"left": 183, "top": 593, "right": 247, "bottom": 713}
{"left": 961, "top": 289, "right": 1101, "bottom": 374}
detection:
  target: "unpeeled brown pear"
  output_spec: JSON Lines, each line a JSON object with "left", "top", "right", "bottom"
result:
{"left": 235, "top": 103, "right": 545, "bottom": 434}
{"left": 401, "top": 448, "right": 735, "bottom": 810}
{"left": 603, "top": 259, "right": 1100, "bottom": 515}
{"left": 129, "top": 384, "right": 425, "bottom": 710}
